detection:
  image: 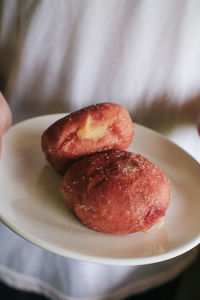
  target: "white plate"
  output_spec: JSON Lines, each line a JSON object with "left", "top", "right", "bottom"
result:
{"left": 0, "top": 114, "right": 199, "bottom": 265}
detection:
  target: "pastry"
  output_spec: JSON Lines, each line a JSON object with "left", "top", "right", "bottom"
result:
{"left": 60, "top": 149, "right": 171, "bottom": 234}
{"left": 42, "top": 103, "right": 134, "bottom": 173}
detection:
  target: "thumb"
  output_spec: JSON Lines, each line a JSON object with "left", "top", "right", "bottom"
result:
{"left": 0, "top": 92, "right": 12, "bottom": 158}
{"left": 197, "top": 117, "right": 200, "bottom": 136}
{"left": 0, "top": 92, "right": 12, "bottom": 137}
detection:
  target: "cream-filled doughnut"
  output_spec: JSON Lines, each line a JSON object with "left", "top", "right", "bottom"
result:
{"left": 41, "top": 103, "right": 134, "bottom": 173}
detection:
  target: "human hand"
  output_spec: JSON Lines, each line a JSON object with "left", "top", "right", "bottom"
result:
{"left": 197, "top": 118, "right": 200, "bottom": 136}
{"left": 0, "top": 92, "right": 12, "bottom": 156}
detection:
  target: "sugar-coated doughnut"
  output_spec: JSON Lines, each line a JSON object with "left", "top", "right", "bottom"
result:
{"left": 60, "top": 149, "right": 171, "bottom": 234}
{"left": 41, "top": 103, "right": 134, "bottom": 173}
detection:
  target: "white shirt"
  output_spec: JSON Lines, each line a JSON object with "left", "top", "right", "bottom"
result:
{"left": 0, "top": 1, "right": 199, "bottom": 299}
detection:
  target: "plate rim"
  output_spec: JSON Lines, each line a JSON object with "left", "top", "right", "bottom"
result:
{"left": 0, "top": 114, "right": 199, "bottom": 266}
{"left": 1, "top": 212, "right": 200, "bottom": 266}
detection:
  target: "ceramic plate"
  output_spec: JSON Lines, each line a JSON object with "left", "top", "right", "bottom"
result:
{"left": 0, "top": 114, "right": 199, "bottom": 265}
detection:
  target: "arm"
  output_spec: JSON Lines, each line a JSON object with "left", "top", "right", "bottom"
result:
{"left": 0, "top": 92, "right": 12, "bottom": 156}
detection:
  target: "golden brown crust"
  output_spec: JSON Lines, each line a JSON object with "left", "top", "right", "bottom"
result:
{"left": 60, "top": 149, "right": 171, "bottom": 234}
{"left": 41, "top": 103, "right": 134, "bottom": 173}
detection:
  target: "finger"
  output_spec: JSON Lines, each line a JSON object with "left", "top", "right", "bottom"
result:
{"left": 197, "top": 117, "right": 200, "bottom": 136}
{"left": 0, "top": 92, "right": 12, "bottom": 137}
